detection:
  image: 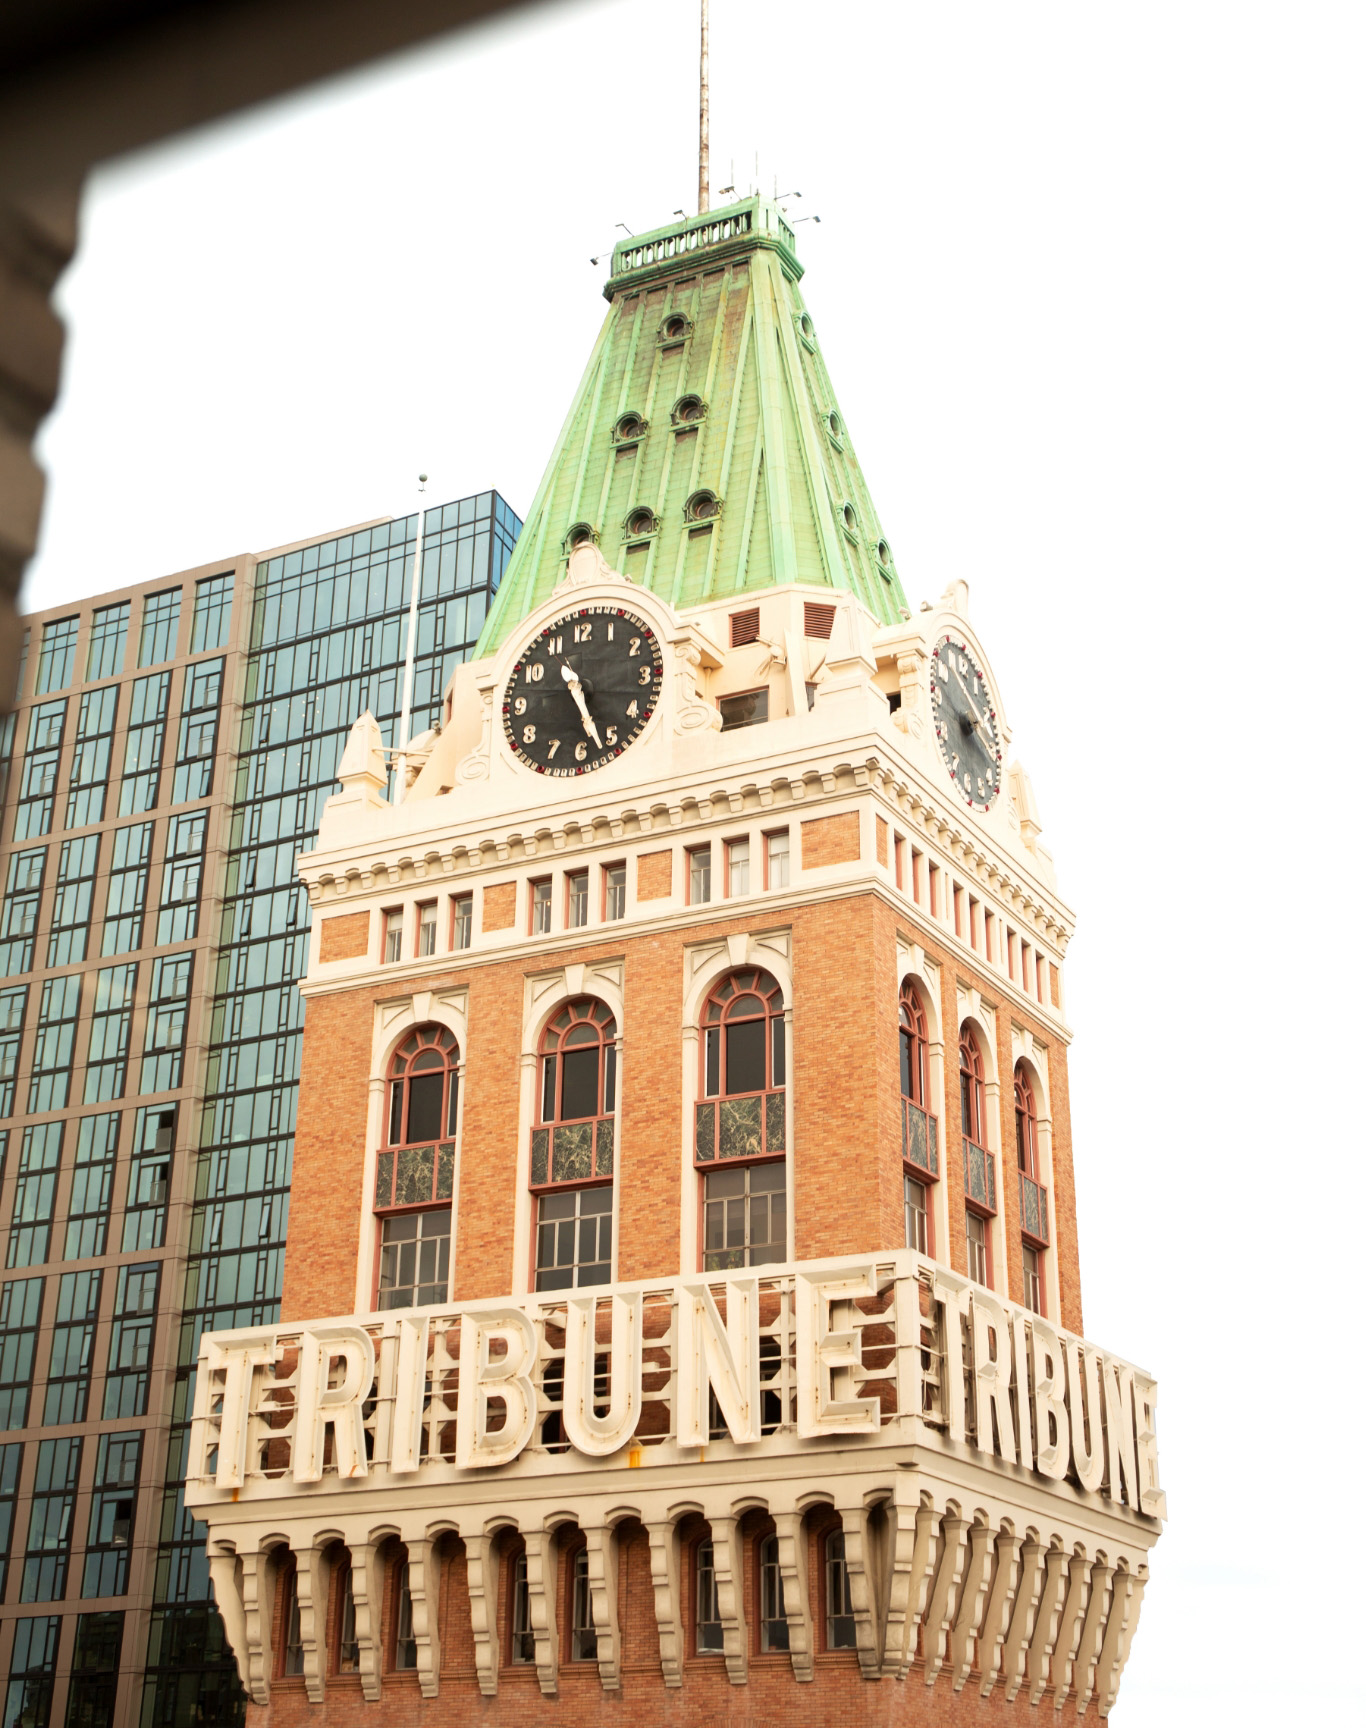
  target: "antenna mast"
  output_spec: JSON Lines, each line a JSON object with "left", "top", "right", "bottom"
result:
{"left": 698, "top": 0, "right": 710, "bottom": 213}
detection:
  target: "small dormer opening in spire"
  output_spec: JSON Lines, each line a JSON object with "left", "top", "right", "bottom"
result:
{"left": 475, "top": 190, "right": 910, "bottom": 652}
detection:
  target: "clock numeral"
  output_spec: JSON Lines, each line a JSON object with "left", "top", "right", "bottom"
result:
{"left": 606, "top": 725, "right": 617, "bottom": 745}
{"left": 638, "top": 665, "right": 652, "bottom": 685}
{"left": 573, "top": 621, "right": 592, "bottom": 643}
{"left": 525, "top": 663, "right": 544, "bottom": 683}
{"left": 547, "top": 738, "right": 560, "bottom": 759}
{"left": 607, "top": 621, "right": 615, "bottom": 640}
{"left": 574, "top": 740, "right": 588, "bottom": 762}
{"left": 626, "top": 700, "right": 638, "bottom": 718}
{"left": 513, "top": 696, "right": 527, "bottom": 715}
{"left": 548, "top": 635, "right": 563, "bottom": 655}
{"left": 522, "top": 724, "right": 536, "bottom": 744}
{"left": 629, "top": 637, "right": 641, "bottom": 656}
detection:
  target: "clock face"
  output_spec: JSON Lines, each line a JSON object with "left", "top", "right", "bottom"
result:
{"left": 930, "top": 637, "right": 1002, "bottom": 811}
{"left": 502, "top": 606, "right": 664, "bottom": 775}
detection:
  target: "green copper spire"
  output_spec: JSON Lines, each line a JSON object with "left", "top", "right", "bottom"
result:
{"left": 477, "top": 195, "right": 908, "bottom": 654}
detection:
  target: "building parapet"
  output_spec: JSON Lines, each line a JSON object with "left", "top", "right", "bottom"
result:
{"left": 187, "top": 1253, "right": 1161, "bottom": 1712}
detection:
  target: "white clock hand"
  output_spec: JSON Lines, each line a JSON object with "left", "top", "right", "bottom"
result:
{"left": 951, "top": 663, "right": 987, "bottom": 727}
{"left": 560, "top": 661, "right": 603, "bottom": 748}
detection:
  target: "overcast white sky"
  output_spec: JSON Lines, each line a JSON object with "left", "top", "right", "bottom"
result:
{"left": 25, "top": 2, "right": 1366, "bottom": 1718}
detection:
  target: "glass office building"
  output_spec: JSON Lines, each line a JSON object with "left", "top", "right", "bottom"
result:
{"left": 0, "top": 492, "right": 521, "bottom": 1728}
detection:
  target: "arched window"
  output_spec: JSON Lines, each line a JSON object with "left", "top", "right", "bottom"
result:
{"left": 695, "top": 1539, "right": 723, "bottom": 1653}
{"left": 508, "top": 1544, "right": 534, "bottom": 1664}
{"left": 276, "top": 1555, "right": 303, "bottom": 1677}
{"left": 959, "top": 1027, "right": 985, "bottom": 1145}
{"left": 569, "top": 1545, "right": 597, "bottom": 1661}
{"left": 959, "top": 1025, "right": 995, "bottom": 1287}
{"left": 387, "top": 1025, "right": 459, "bottom": 1147}
{"left": 758, "top": 1533, "right": 789, "bottom": 1652}
{"left": 1014, "top": 1065, "right": 1037, "bottom": 1178}
{"left": 1015, "top": 1061, "right": 1049, "bottom": 1314}
{"left": 825, "top": 1530, "right": 856, "bottom": 1650}
{"left": 374, "top": 1025, "right": 459, "bottom": 1310}
{"left": 695, "top": 969, "right": 787, "bottom": 1271}
{"left": 532, "top": 998, "right": 617, "bottom": 1292}
{"left": 900, "top": 981, "right": 938, "bottom": 1254}
{"left": 329, "top": 1549, "right": 359, "bottom": 1675}
{"left": 900, "top": 982, "right": 927, "bottom": 1108}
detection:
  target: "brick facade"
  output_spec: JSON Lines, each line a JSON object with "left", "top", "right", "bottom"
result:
{"left": 319, "top": 911, "right": 371, "bottom": 962}
{"left": 635, "top": 849, "right": 672, "bottom": 900}
{"left": 284, "top": 889, "right": 1080, "bottom": 1333}
{"left": 799, "top": 812, "right": 861, "bottom": 868}
{"left": 255, "top": 1515, "right": 1067, "bottom": 1728}
{"left": 482, "top": 882, "right": 518, "bottom": 931}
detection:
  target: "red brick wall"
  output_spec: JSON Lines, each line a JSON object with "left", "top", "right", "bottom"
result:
{"left": 790, "top": 895, "right": 903, "bottom": 1259}
{"left": 251, "top": 1518, "right": 1084, "bottom": 1727}
{"left": 799, "top": 812, "right": 859, "bottom": 868}
{"left": 318, "top": 912, "right": 369, "bottom": 962}
{"left": 482, "top": 883, "right": 517, "bottom": 931}
{"left": 635, "top": 850, "right": 672, "bottom": 900}
{"left": 286, "top": 893, "right": 1082, "bottom": 1333}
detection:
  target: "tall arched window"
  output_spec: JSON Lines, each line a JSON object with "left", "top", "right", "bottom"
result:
{"left": 1015, "top": 1062, "right": 1049, "bottom": 1315}
{"left": 532, "top": 997, "right": 617, "bottom": 1291}
{"left": 757, "top": 1533, "right": 789, "bottom": 1652}
{"left": 900, "top": 980, "right": 938, "bottom": 1254}
{"left": 375, "top": 1025, "right": 459, "bottom": 1309}
{"left": 959, "top": 1026, "right": 995, "bottom": 1287}
{"left": 694, "top": 969, "right": 786, "bottom": 1271}
{"left": 959, "top": 1027, "right": 984, "bottom": 1144}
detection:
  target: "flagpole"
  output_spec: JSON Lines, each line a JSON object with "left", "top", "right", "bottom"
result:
{"left": 698, "top": 0, "right": 709, "bottom": 213}
{"left": 394, "top": 473, "right": 427, "bottom": 806}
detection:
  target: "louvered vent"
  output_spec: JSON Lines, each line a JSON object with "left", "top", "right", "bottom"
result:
{"left": 729, "top": 609, "right": 761, "bottom": 648}
{"left": 804, "top": 602, "right": 836, "bottom": 640}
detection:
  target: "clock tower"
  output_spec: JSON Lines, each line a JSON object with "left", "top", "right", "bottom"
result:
{"left": 186, "top": 196, "right": 1164, "bottom": 1724}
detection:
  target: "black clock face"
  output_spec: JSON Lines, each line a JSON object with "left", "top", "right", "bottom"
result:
{"left": 930, "top": 637, "right": 1002, "bottom": 811}
{"left": 502, "top": 606, "right": 664, "bottom": 775}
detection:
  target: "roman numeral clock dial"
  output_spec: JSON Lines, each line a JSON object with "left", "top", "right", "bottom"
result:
{"left": 930, "top": 637, "right": 1003, "bottom": 811}
{"left": 502, "top": 607, "right": 664, "bottom": 774}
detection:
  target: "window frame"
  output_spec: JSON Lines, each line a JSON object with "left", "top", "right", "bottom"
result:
{"left": 567, "top": 1542, "right": 598, "bottom": 1662}
{"left": 415, "top": 900, "right": 437, "bottom": 958}
{"left": 565, "top": 870, "right": 589, "bottom": 931}
{"left": 382, "top": 908, "right": 403, "bottom": 964}
{"left": 693, "top": 1536, "right": 724, "bottom": 1655}
{"left": 373, "top": 1024, "right": 461, "bottom": 1310}
{"left": 687, "top": 845, "right": 711, "bottom": 906}
{"left": 763, "top": 828, "right": 790, "bottom": 890}
{"left": 724, "top": 836, "right": 750, "bottom": 898}
{"left": 823, "top": 1527, "right": 857, "bottom": 1652}
{"left": 529, "top": 876, "right": 552, "bottom": 936}
{"left": 531, "top": 997, "right": 619, "bottom": 1292}
{"left": 756, "top": 1530, "right": 789, "bottom": 1654}
{"left": 601, "top": 862, "right": 626, "bottom": 922}
{"left": 717, "top": 686, "right": 769, "bottom": 732}
{"left": 508, "top": 1544, "right": 535, "bottom": 1666}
